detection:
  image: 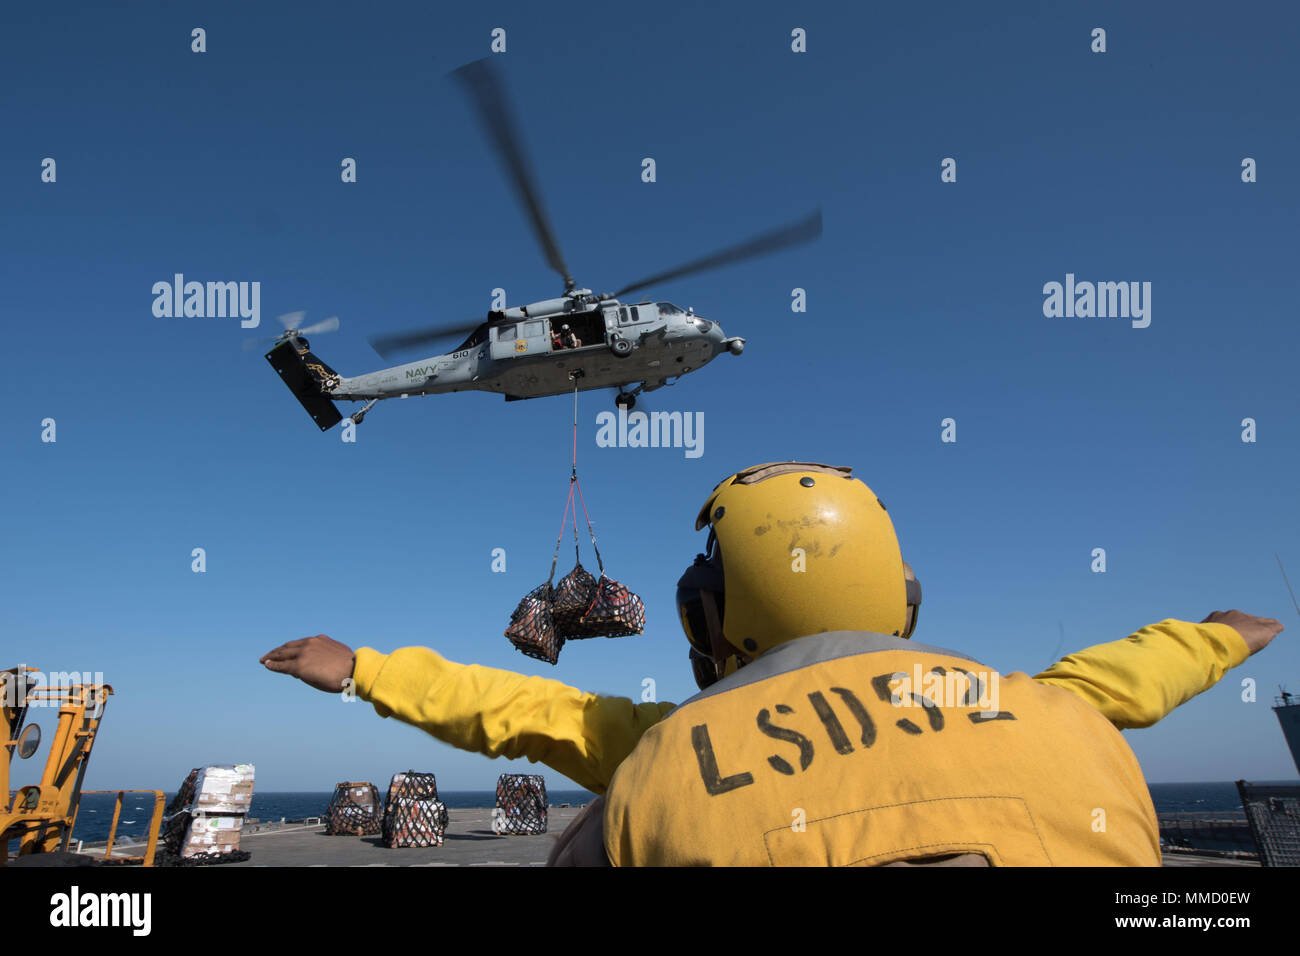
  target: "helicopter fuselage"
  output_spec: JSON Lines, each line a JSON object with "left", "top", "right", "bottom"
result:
{"left": 328, "top": 299, "right": 743, "bottom": 404}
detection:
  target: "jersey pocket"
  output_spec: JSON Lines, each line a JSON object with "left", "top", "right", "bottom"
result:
{"left": 763, "top": 795, "right": 1053, "bottom": 867}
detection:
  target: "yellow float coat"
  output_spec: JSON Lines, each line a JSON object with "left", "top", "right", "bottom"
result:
{"left": 601, "top": 625, "right": 1243, "bottom": 866}
{"left": 351, "top": 619, "right": 1246, "bottom": 864}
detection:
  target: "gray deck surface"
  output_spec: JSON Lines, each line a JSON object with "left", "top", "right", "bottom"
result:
{"left": 1159, "top": 851, "right": 1260, "bottom": 867}
{"left": 226, "top": 806, "right": 583, "bottom": 866}
{"left": 211, "top": 807, "right": 1258, "bottom": 866}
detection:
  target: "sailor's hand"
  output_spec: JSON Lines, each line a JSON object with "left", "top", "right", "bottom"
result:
{"left": 260, "top": 635, "right": 356, "bottom": 693}
{"left": 1201, "top": 610, "right": 1283, "bottom": 655}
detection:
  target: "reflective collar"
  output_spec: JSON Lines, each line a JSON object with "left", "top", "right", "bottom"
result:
{"left": 676, "top": 630, "right": 980, "bottom": 709}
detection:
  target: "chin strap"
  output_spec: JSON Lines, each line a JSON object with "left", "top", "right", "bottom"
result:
{"left": 699, "top": 589, "right": 744, "bottom": 675}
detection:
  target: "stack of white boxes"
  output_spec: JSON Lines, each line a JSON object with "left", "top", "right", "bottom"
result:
{"left": 170, "top": 764, "right": 255, "bottom": 858}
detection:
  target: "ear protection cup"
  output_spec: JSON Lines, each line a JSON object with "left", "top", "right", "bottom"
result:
{"left": 675, "top": 531, "right": 726, "bottom": 660}
{"left": 689, "top": 647, "right": 720, "bottom": 690}
{"left": 902, "top": 561, "right": 922, "bottom": 640}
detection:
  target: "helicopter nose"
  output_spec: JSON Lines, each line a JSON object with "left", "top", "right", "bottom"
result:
{"left": 704, "top": 319, "right": 730, "bottom": 349}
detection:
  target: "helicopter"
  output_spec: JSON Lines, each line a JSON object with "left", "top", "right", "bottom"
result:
{"left": 265, "top": 58, "right": 821, "bottom": 431}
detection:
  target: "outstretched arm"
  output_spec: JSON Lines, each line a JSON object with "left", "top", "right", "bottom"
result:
{"left": 1031, "top": 611, "right": 1282, "bottom": 728}
{"left": 260, "top": 636, "right": 675, "bottom": 794}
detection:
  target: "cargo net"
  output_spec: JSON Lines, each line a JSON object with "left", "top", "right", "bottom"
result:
{"left": 381, "top": 771, "right": 450, "bottom": 848}
{"left": 161, "top": 812, "right": 191, "bottom": 856}
{"left": 324, "top": 781, "right": 383, "bottom": 836}
{"left": 1236, "top": 780, "right": 1300, "bottom": 866}
{"left": 154, "top": 848, "right": 251, "bottom": 867}
{"left": 504, "top": 391, "right": 645, "bottom": 663}
{"left": 164, "top": 768, "right": 200, "bottom": 817}
{"left": 495, "top": 774, "right": 547, "bottom": 835}
{"left": 99, "top": 848, "right": 252, "bottom": 867}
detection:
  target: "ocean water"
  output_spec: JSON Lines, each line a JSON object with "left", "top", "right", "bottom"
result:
{"left": 53, "top": 781, "right": 1296, "bottom": 846}
{"left": 1146, "top": 780, "right": 1296, "bottom": 814}
{"left": 63, "top": 789, "right": 597, "bottom": 845}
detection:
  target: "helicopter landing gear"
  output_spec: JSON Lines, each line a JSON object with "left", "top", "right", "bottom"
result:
{"left": 615, "top": 384, "right": 644, "bottom": 410}
{"left": 610, "top": 336, "right": 633, "bottom": 357}
{"left": 350, "top": 399, "right": 378, "bottom": 425}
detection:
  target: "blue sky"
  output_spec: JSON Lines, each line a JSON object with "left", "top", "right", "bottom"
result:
{"left": 2, "top": 1, "right": 1297, "bottom": 792}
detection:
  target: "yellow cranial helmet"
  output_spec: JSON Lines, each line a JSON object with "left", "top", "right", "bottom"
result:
{"left": 676, "top": 462, "right": 920, "bottom": 687}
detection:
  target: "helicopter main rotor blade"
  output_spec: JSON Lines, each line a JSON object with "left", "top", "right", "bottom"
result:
{"left": 276, "top": 310, "right": 307, "bottom": 331}
{"left": 613, "top": 209, "right": 823, "bottom": 298}
{"left": 369, "top": 319, "right": 483, "bottom": 359}
{"left": 452, "top": 58, "right": 575, "bottom": 292}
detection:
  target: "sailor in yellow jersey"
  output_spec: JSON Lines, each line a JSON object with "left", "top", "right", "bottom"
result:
{"left": 261, "top": 461, "right": 1281, "bottom": 866}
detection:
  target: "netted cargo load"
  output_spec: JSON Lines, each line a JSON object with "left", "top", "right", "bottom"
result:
{"left": 505, "top": 581, "right": 563, "bottom": 664}
{"left": 568, "top": 573, "right": 646, "bottom": 640}
{"left": 504, "top": 398, "right": 645, "bottom": 663}
{"left": 381, "top": 771, "right": 450, "bottom": 848}
{"left": 551, "top": 563, "right": 598, "bottom": 635}
{"left": 495, "top": 773, "right": 547, "bottom": 835}
{"left": 160, "top": 764, "right": 255, "bottom": 863}
{"left": 324, "top": 781, "right": 382, "bottom": 836}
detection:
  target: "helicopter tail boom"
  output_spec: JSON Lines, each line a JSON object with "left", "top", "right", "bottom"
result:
{"left": 266, "top": 339, "right": 344, "bottom": 431}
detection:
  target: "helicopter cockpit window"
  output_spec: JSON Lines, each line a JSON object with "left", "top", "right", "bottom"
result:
{"left": 658, "top": 302, "right": 684, "bottom": 315}
{"left": 619, "top": 307, "right": 629, "bottom": 324}
{"left": 453, "top": 326, "right": 488, "bottom": 352}
{"left": 630, "top": 306, "right": 640, "bottom": 323}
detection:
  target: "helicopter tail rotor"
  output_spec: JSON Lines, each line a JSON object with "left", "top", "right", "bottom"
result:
{"left": 294, "top": 315, "right": 340, "bottom": 337}
{"left": 243, "top": 313, "right": 341, "bottom": 352}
